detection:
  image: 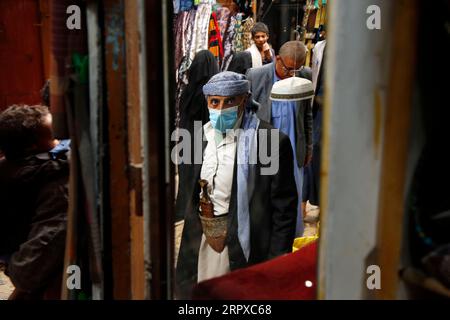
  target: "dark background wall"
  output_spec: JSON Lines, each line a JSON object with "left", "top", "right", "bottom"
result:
{"left": 0, "top": 0, "right": 47, "bottom": 110}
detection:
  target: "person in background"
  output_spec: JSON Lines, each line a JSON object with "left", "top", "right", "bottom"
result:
{"left": 227, "top": 51, "right": 252, "bottom": 75}
{"left": 302, "top": 39, "right": 326, "bottom": 221}
{"left": 246, "top": 22, "right": 275, "bottom": 68}
{"left": 176, "top": 50, "right": 219, "bottom": 223}
{"left": 0, "top": 104, "right": 69, "bottom": 300}
{"left": 246, "top": 41, "right": 313, "bottom": 236}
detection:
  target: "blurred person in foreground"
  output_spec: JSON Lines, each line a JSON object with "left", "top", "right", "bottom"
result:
{"left": 0, "top": 104, "right": 69, "bottom": 300}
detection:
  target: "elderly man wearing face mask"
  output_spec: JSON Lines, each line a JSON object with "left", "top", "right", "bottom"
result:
{"left": 175, "top": 71, "right": 298, "bottom": 299}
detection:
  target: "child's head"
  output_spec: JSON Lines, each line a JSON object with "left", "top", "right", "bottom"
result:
{"left": 0, "top": 105, "right": 55, "bottom": 160}
{"left": 251, "top": 22, "right": 270, "bottom": 50}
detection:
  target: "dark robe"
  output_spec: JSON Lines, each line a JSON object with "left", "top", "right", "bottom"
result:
{"left": 176, "top": 50, "right": 219, "bottom": 222}
{"left": 179, "top": 50, "right": 219, "bottom": 131}
{"left": 227, "top": 51, "right": 252, "bottom": 75}
{"left": 0, "top": 150, "right": 69, "bottom": 299}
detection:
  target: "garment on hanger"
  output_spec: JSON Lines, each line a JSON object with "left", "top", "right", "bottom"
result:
{"left": 174, "top": 12, "right": 189, "bottom": 71}
{"left": 311, "top": 40, "right": 326, "bottom": 91}
{"left": 233, "top": 13, "right": 244, "bottom": 53}
{"left": 174, "top": 0, "right": 181, "bottom": 14}
{"left": 235, "top": 0, "right": 253, "bottom": 18}
{"left": 216, "top": 6, "right": 231, "bottom": 40}
{"left": 188, "top": 3, "right": 213, "bottom": 67}
{"left": 180, "top": 0, "right": 194, "bottom": 12}
{"left": 221, "top": 15, "right": 237, "bottom": 71}
{"left": 175, "top": 9, "right": 197, "bottom": 126}
{"left": 208, "top": 12, "right": 224, "bottom": 62}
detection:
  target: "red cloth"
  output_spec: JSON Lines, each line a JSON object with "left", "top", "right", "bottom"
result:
{"left": 192, "top": 241, "right": 318, "bottom": 300}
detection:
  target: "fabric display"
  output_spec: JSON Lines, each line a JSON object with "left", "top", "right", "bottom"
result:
{"left": 241, "top": 17, "right": 255, "bottom": 50}
{"left": 208, "top": 12, "right": 224, "bottom": 62}
{"left": 232, "top": 13, "right": 245, "bottom": 53}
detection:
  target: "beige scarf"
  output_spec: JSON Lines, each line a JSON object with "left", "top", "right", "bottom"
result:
{"left": 246, "top": 43, "right": 263, "bottom": 68}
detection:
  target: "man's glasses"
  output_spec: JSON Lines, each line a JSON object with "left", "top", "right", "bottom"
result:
{"left": 278, "top": 56, "right": 304, "bottom": 76}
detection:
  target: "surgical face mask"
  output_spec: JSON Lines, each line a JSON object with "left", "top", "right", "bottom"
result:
{"left": 208, "top": 106, "right": 239, "bottom": 133}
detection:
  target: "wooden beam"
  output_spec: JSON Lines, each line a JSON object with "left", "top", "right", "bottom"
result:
{"left": 144, "top": 0, "right": 175, "bottom": 299}
{"left": 374, "top": 0, "right": 418, "bottom": 300}
{"left": 124, "top": 0, "right": 145, "bottom": 300}
{"left": 103, "top": 0, "right": 132, "bottom": 300}
{"left": 38, "top": 0, "right": 51, "bottom": 80}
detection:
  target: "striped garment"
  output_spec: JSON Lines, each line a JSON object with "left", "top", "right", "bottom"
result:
{"left": 208, "top": 12, "right": 224, "bottom": 63}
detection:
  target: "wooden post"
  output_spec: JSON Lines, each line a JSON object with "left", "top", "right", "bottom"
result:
{"left": 124, "top": 0, "right": 145, "bottom": 300}
{"left": 374, "top": 0, "right": 418, "bottom": 300}
{"left": 143, "top": 0, "right": 175, "bottom": 299}
{"left": 103, "top": 0, "right": 132, "bottom": 300}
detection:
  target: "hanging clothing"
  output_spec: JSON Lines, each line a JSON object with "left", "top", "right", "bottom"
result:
{"left": 180, "top": 0, "right": 194, "bottom": 12}
{"left": 241, "top": 17, "right": 255, "bottom": 50}
{"left": 175, "top": 10, "right": 196, "bottom": 127}
{"left": 174, "top": 12, "right": 189, "bottom": 71}
{"left": 181, "top": 9, "right": 197, "bottom": 74}
{"left": 188, "top": 3, "right": 213, "bottom": 66}
{"left": 235, "top": 0, "right": 253, "bottom": 17}
{"left": 227, "top": 51, "right": 252, "bottom": 75}
{"left": 221, "top": 14, "right": 237, "bottom": 71}
{"left": 208, "top": 12, "right": 224, "bottom": 62}
{"left": 173, "top": 0, "right": 181, "bottom": 14}
{"left": 311, "top": 40, "right": 326, "bottom": 91}
{"left": 216, "top": 6, "right": 234, "bottom": 71}
{"left": 216, "top": 6, "right": 231, "bottom": 41}
{"left": 233, "top": 13, "right": 245, "bottom": 52}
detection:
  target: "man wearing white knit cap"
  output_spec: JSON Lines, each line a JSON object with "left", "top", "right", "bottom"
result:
{"left": 175, "top": 71, "right": 298, "bottom": 299}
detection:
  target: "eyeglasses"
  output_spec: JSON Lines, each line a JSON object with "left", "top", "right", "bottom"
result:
{"left": 278, "top": 56, "right": 304, "bottom": 76}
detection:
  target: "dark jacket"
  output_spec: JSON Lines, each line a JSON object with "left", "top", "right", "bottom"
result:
{"left": 246, "top": 62, "right": 313, "bottom": 167}
{"left": 0, "top": 150, "right": 69, "bottom": 297}
{"left": 175, "top": 120, "right": 298, "bottom": 299}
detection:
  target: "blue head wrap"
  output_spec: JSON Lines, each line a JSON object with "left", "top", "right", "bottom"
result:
{"left": 202, "top": 71, "right": 250, "bottom": 97}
